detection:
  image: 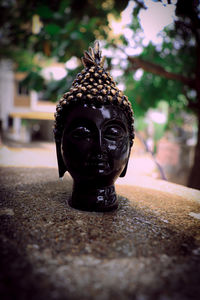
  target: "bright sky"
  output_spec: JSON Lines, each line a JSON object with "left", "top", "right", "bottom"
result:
{"left": 139, "top": 0, "right": 176, "bottom": 44}
{"left": 41, "top": 66, "right": 67, "bottom": 80}
{"left": 108, "top": 0, "right": 177, "bottom": 82}
{"left": 109, "top": 0, "right": 176, "bottom": 45}
{"left": 45, "top": 0, "right": 177, "bottom": 81}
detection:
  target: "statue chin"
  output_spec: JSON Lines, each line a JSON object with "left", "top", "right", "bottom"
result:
{"left": 57, "top": 104, "right": 130, "bottom": 212}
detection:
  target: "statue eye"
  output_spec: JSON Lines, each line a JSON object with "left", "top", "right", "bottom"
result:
{"left": 71, "top": 127, "right": 92, "bottom": 139}
{"left": 104, "top": 125, "right": 125, "bottom": 140}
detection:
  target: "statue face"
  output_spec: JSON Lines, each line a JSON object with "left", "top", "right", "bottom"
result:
{"left": 61, "top": 103, "right": 130, "bottom": 186}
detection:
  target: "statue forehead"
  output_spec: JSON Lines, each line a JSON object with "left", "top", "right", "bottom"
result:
{"left": 63, "top": 103, "right": 128, "bottom": 128}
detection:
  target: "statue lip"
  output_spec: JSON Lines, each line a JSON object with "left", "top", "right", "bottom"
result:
{"left": 85, "top": 157, "right": 109, "bottom": 168}
{"left": 86, "top": 161, "right": 108, "bottom": 167}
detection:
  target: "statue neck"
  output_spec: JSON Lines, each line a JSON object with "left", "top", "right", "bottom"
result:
{"left": 69, "top": 183, "right": 118, "bottom": 212}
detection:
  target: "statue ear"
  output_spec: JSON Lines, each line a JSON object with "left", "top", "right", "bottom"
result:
{"left": 119, "top": 151, "right": 130, "bottom": 177}
{"left": 56, "top": 141, "right": 67, "bottom": 178}
{"left": 119, "top": 161, "right": 129, "bottom": 177}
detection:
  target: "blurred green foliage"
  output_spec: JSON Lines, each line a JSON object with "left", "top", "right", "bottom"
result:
{"left": 0, "top": 0, "right": 198, "bottom": 120}
{"left": 0, "top": 0, "right": 128, "bottom": 62}
{"left": 1, "top": 0, "right": 200, "bottom": 188}
{"left": 0, "top": 0, "right": 198, "bottom": 117}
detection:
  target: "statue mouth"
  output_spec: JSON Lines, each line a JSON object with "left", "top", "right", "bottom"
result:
{"left": 85, "top": 157, "right": 109, "bottom": 170}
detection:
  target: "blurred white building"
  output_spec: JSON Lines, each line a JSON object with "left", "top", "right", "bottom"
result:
{"left": 0, "top": 59, "right": 56, "bottom": 142}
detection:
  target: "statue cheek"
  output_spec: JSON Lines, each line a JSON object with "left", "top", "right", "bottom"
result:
{"left": 106, "top": 138, "right": 129, "bottom": 156}
{"left": 62, "top": 139, "right": 93, "bottom": 162}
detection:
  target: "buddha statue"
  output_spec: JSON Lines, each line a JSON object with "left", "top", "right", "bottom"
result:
{"left": 54, "top": 41, "right": 134, "bottom": 212}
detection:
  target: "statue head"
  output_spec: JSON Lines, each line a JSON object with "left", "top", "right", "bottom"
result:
{"left": 54, "top": 41, "right": 134, "bottom": 212}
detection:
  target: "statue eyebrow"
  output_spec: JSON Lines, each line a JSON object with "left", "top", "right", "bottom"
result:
{"left": 65, "top": 117, "right": 96, "bottom": 132}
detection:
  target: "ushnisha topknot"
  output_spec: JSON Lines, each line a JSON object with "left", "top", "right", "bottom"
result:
{"left": 54, "top": 41, "right": 135, "bottom": 146}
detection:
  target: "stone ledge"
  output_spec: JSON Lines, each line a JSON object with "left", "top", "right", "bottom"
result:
{"left": 0, "top": 167, "right": 200, "bottom": 300}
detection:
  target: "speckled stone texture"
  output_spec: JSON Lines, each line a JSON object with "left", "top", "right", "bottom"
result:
{"left": 0, "top": 167, "right": 200, "bottom": 300}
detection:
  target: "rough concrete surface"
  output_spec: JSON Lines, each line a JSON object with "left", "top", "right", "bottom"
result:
{"left": 0, "top": 167, "right": 200, "bottom": 300}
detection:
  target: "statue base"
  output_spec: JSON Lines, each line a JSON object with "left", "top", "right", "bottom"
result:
{"left": 68, "top": 184, "right": 118, "bottom": 212}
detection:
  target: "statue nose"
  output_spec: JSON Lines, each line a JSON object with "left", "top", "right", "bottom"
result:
{"left": 94, "top": 131, "right": 105, "bottom": 153}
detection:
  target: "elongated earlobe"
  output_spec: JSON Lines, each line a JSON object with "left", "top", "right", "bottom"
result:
{"left": 119, "top": 161, "right": 129, "bottom": 177}
{"left": 119, "top": 151, "right": 130, "bottom": 177}
{"left": 56, "top": 141, "right": 67, "bottom": 178}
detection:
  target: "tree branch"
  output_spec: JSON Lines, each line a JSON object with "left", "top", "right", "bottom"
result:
{"left": 134, "top": 0, "right": 147, "bottom": 10}
{"left": 127, "top": 56, "right": 195, "bottom": 88}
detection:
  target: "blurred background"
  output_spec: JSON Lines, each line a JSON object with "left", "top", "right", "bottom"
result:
{"left": 0, "top": 0, "right": 199, "bottom": 190}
